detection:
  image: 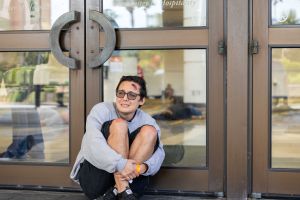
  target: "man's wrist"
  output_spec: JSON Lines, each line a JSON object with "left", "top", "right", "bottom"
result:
{"left": 116, "top": 158, "right": 127, "bottom": 172}
{"left": 141, "top": 163, "right": 148, "bottom": 174}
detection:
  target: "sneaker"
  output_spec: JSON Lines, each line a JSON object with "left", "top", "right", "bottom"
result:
{"left": 118, "top": 187, "right": 137, "bottom": 200}
{"left": 102, "top": 186, "right": 118, "bottom": 200}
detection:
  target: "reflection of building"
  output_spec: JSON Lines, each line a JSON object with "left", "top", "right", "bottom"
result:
{"left": 0, "top": 0, "right": 68, "bottom": 30}
{"left": 272, "top": 60, "right": 288, "bottom": 104}
{"left": 33, "top": 54, "right": 68, "bottom": 86}
{"left": 33, "top": 54, "right": 69, "bottom": 107}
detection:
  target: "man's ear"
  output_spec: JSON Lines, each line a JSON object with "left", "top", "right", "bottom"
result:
{"left": 139, "top": 97, "right": 145, "bottom": 106}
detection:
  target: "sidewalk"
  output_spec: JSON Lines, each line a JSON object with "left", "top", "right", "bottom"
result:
{"left": 0, "top": 189, "right": 218, "bottom": 200}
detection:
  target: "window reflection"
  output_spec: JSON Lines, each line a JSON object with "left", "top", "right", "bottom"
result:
{"left": 103, "top": 49, "right": 207, "bottom": 168}
{"left": 103, "top": 0, "right": 206, "bottom": 28}
{"left": 0, "top": 0, "right": 69, "bottom": 30}
{"left": 272, "top": 48, "right": 300, "bottom": 168}
{"left": 0, "top": 52, "right": 69, "bottom": 163}
{"left": 271, "top": 0, "right": 300, "bottom": 25}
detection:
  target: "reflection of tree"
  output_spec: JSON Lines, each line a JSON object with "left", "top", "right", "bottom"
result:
{"left": 272, "top": 48, "right": 283, "bottom": 60}
{"left": 24, "top": 52, "right": 48, "bottom": 66}
{"left": 278, "top": 49, "right": 300, "bottom": 85}
{"left": 284, "top": 49, "right": 300, "bottom": 62}
{"left": 123, "top": 0, "right": 154, "bottom": 27}
{"left": 104, "top": 9, "right": 119, "bottom": 21}
{"left": 281, "top": 10, "right": 299, "bottom": 24}
{"left": 273, "top": 1, "right": 300, "bottom": 25}
{"left": 273, "top": 0, "right": 282, "bottom": 5}
{"left": 138, "top": 50, "right": 163, "bottom": 70}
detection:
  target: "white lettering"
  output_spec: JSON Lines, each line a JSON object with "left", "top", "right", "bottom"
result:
{"left": 162, "top": 0, "right": 197, "bottom": 8}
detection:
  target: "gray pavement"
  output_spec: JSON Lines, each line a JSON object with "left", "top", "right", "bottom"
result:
{"left": 0, "top": 189, "right": 219, "bottom": 200}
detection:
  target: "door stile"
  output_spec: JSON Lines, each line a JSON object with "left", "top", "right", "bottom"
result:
{"left": 208, "top": 0, "right": 225, "bottom": 193}
{"left": 252, "top": 0, "right": 269, "bottom": 193}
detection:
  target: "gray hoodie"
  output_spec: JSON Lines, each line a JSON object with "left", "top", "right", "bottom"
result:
{"left": 70, "top": 102, "right": 165, "bottom": 183}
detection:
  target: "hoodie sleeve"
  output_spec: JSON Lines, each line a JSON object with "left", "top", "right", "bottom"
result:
{"left": 142, "top": 119, "right": 165, "bottom": 176}
{"left": 81, "top": 103, "right": 127, "bottom": 173}
{"left": 143, "top": 140, "right": 165, "bottom": 176}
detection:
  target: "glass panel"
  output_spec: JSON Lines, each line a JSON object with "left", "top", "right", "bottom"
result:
{"left": 271, "top": 0, "right": 300, "bottom": 25}
{"left": 103, "top": 0, "right": 207, "bottom": 28}
{"left": 0, "top": 52, "right": 69, "bottom": 163}
{"left": 0, "top": 0, "right": 69, "bottom": 30}
{"left": 103, "top": 49, "right": 207, "bottom": 168}
{"left": 272, "top": 48, "right": 300, "bottom": 168}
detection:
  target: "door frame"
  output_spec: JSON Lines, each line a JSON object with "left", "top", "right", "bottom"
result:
{"left": 0, "top": 0, "right": 227, "bottom": 195}
{"left": 85, "top": 0, "right": 225, "bottom": 194}
{"left": 253, "top": 0, "right": 300, "bottom": 195}
{"left": 226, "top": 0, "right": 249, "bottom": 199}
{"left": 0, "top": 0, "right": 85, "bottom": 188}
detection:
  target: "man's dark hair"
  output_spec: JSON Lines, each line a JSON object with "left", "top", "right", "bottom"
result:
{"left": 116, "top": 75, "right": 147, "bottom": 100}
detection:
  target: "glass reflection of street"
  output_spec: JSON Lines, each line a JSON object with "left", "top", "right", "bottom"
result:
{"left": 272, "top": 48, "right": 300, "bottom": 168}
{"left": 0, "top": 52, "right": 69, "bottom": 164}
{"left": 104, "top": 49, "right": 207, "bottom": 168}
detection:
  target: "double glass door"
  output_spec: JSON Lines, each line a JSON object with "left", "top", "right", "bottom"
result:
{"left": 252, "top": 0, "right": 300, "bottom": 195}
{"left": 1, "top": 0, "right": 300, "bottom": 197}
{"left": 0, "top": 0, "right": 225, "bottom": 194}
{"left": 0, "top": 0, "right": 84, "bottom": 186}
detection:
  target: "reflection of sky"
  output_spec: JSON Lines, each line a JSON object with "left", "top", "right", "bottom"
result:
{"left": 272, "top": 0, "right": 300, "bottom": 24}
{"left": 104, "top": 0, "right": 162, "bottom": 28}
{"left": 103, "top": 0, "right": 205, "bottom": 28}
{"left": 51, "top": 0, "right": 69, "bottom": 25}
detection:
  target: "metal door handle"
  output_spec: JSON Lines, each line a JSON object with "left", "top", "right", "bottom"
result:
{"left": 49, "top": 11, "right": 80, "bottom": 69}
{"left": 88, "top": 10, "right": 116, "bottom": 68}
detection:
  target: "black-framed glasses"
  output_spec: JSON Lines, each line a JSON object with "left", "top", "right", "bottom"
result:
{"left": 116, "top": 90, "right": 140, "bottom": 100}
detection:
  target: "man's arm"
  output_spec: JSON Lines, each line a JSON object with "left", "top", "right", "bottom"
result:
{"left": 142, "top": 142, "right": 165, "bottom": 176}
{"left": 81, "top": 103, "right": 127, "bottom": 173}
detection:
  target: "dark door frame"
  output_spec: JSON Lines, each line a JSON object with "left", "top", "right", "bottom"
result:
{"left": 86, "top": 0, "right": 225, "bottom": 194}
{"left": 252, "top": 0, "right": 300, "bottom": 196}
{"left": 0, "top": 0, "right": 85, "bottom": 188}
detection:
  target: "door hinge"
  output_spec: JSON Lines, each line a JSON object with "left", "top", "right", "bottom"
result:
{"left": 218, "top": 41, "right": 226, "bottom": 55}
{"left": 250, "top": 40, "right": 259, "bottom": 54}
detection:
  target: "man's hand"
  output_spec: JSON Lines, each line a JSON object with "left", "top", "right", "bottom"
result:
{"left": 119, "top": 159, "right": 139, "bottom": 181}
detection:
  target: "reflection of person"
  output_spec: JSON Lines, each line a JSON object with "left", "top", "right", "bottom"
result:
{"left": 152, "top": 98, "right": 202, "bottom": 120}
{"left": 56, "top": 85, "right": 65, "bottom": 107}
{"left": 0, "top": 108, "right": 44, "bottom": 159}
{"left": 164, "top": 83, "right": 174, "bottom": 100}
{"left": 272, "top": 61, "right": 289, "bottom": 107}
{"left": 70, "top": 76, "right": 165, "bottom": 200}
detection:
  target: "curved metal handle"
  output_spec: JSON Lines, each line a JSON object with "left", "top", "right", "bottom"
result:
{"left": 88, "top": 10, "right": 116, "bottom": 68}
{"left": 49, "top": 11, "right": 80, "bottom": 69}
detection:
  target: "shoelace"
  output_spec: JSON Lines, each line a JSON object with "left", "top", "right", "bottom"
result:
{"left": 112, "top": 187, "right": 118, "bottom": 196}
{"left": 124, "top": 188, "right": 133, "bottom": 195}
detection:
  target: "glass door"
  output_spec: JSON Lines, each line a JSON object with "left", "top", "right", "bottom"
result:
{"left": 253, "top": 0, "right": 300, "bottom": 195}
{"left": 86, "top": 0, "right": 225, "bottom": 193}
{"left": 0, "top": 0, "right": 85, "bottom": 187}
{"left": 0, "top": 0, "right": 225, "bottom": 193}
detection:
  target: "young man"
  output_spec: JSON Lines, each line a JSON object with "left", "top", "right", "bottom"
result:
{"left": 70, "top": 76, "right": 165, "bottom": 200}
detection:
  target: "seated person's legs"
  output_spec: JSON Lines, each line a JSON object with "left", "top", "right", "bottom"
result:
{"left": 78, "top": 119, "right": 129, "bottom": 200}
{"left": 127, "top": 125, "right": 159, "bottom": 196}
{"left": 109, "top": 123, "right": 159, "bottom": 198}
{"left": 78, "top": 120, "right": 159, "bottom": 199}
{"left": 129, "top": 125, "right": 158, "bottom": 164}
{"left": 78, "top": 160, "right": 115, "bottom": 200}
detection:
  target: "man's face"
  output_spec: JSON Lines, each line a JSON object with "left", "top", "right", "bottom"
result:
{"left": 115, "top": 81, "right": 145, "bottom": 117}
